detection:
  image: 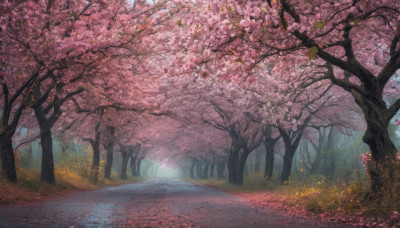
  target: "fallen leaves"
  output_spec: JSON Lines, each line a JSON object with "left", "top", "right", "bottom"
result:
{"left": 126, "top": 199, "right": 198, "bottom": 228}
{"left": 236, "top": 191, "right": 400, "bottom": 227}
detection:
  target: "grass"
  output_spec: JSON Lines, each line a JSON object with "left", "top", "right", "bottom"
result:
{"left": 0, "top": 167, "right": 144, "bottom": 205}
{"left": 190, "top": 171, "right": 400, "bottom": 226}
{"left": 0, "top": 145, "right": 145, "bottom": 205}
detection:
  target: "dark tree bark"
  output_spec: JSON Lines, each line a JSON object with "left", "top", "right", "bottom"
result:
{"left": 1, "top": 71, "right": 41, "bottom": 182}
{"left": 227, "top": 139, "right": 241, "bottom": 184}
{"left": 130, "top": 154, "right": 137, "bottom": 176}
{"left": 103, "top": 126, "right": 115, "bottom": 179}
{"left": 279, "top": 121, "right": 308, "bottom": 183}
{"left": 82, "top": 108, "right": 105, "bottom": 184}
{"left": 120, "top": 153, "right": 129, "bottom": 179}
{"left": 89, "top": 139, "right": 101, "bottom": 183}
{"left": 129, "top": 143, "right": 141, "bottom": 177}
{"left": 203, "top": 101, "right": 261, "bottom": 185}
{"left": 264, "top": 142, "right": 275, "bottom": 178}
{"left": 281, "top": 149, "right": 295, "bottom": 183}
{"left": 1, "top": 132, "right": 17, "bottom": 182}
{"left": 33, "top": 83, "right": 83, "bottom": 184}
{"left": 34, "top": 106, "right": 55, "bottom": 183}
{"left": 137, "top": 157, "right": 144, "bottom": 176}
{"left": 104, "top": 145, "right": 114, "bottom": 179}
{"left": 36, "top": 116, "right": 56, "bottom": 183}
{"left": 202, "top": 162, "right": 210, "bottom": 179}
{"left": 356, "top": 96, "right": 398, "bottom": 194}
{"left": 263, "top": 126, "right": 280, "bottom": 178}
{"left": 119, "top": 145, "right": 134, "bottom": 180}
{"left": 228, "top": 129, "right": 262, "bottom": 185}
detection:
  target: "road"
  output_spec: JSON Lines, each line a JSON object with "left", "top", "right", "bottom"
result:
{"left": 0, "top": 178, "right": 349, "bottom": 227}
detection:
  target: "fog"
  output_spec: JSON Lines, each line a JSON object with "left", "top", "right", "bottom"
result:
{"left": 153, "top": 166, "right": 181, "bottom": 178}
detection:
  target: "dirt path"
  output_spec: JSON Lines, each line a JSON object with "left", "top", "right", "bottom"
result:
{"left": 0, "top": 178, "right": 350, "bottom": 227}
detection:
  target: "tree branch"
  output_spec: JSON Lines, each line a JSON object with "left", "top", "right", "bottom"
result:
{"left": 387, "top": 99, "right": 400, "bottom": 120}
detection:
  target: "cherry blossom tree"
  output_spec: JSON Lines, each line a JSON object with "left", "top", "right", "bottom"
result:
{"left": 170, "top": 0, "right": 400, "bottom": 194}
{"left": 0, "top": 0, "right": 178, "bottom": 183}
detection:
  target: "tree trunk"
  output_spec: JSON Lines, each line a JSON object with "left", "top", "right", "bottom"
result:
{"left": 103, "top": 126, "right": 115, "bottom": 179}
{"left": 120, "top": 151, "right": 129, "bottom": 179}
{"left": 228, "top": 147, "right": 253, "bottom": 186}
{"left": 40, "top": 129, "right": 55, "bottom": 183}
{"left": 364, "top": 117, "right": 397, "bottom": 193}
{"left": 310, "top": 152, "right": 322, "bottom": 175}
{"left": 227, "top": 149, "right": 239, "bottom": 184}
{"left": 35, "top": 107, "right": 55, "bottom": 184}
{"left": 0, "top": 84, "right": 26, "bottom": 182}
{"left": 309, "top": 127, "right": 335, "bottom": 175}
{"left": 130, "top": 155, "right": 137, "bottom": 176}
{"left": 264, "top": 141, "right": 275, "bottom": 178}
{"left": 244, "top": 161, "right": 248, "bottom": 177}
{"left": 353, "top": 94, "right": 398, "bottom": 195}
{"left": 280, "top": 149, "right": 295, "bottom": 183}
{"left": 209, "top": 162, "right": 215, "bottom": 178}
{"left": 143, "top": 163, "right": 150, "bottom": 177}
{"left": 236, "top": 157, "right": 247, "bottom": 186}
{"left": 137, "top": 158, "right": 143, "bottom": 176}
{"left": 278, "top": 123, "right": 308, "bottom": 183}
{"left": 84, "top": 117, "right": 102, "bottom": 184}
{"left": 263, "top": 126, "right": 280, "bottom": 178}
{"left": 202, "top": 162, "right": 209, "bottom": 179}
{"left": 90, "top": 144, "right": 100, "bottom": 183}
{"left": 217, "top": 159, "right": 225, "bottom": 179}
{"left": 0, "top": 133, "right": 17, "bottom": 182}
{"left": 104, "top": 147, "right": 114, "bottom": 179}
{"left": 190, "top": 159, "right": 196, "bottom": 178}
{"left": 196, "top": 161, "right": 203, "bottom": 178}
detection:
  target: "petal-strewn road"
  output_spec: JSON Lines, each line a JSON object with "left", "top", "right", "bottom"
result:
{"left": 0, "top": 178, "right": 349, "bottom": 227}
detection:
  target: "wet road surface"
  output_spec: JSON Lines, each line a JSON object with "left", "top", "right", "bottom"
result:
{"left": 0, "top": 178, "right": 350, "bottom": 227}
